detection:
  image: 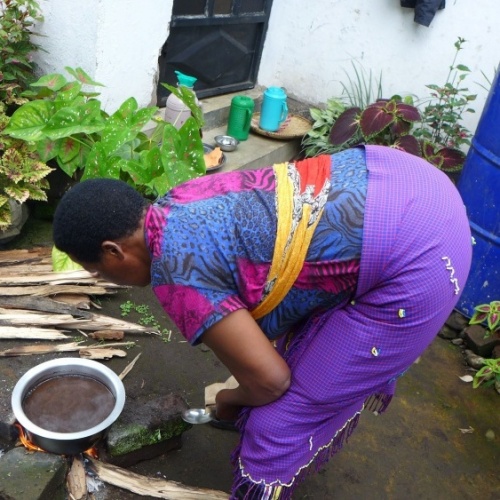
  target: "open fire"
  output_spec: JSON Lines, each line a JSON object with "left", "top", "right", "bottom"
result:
{"left": 14, "top": 422, "right": 99, "bottom": 458}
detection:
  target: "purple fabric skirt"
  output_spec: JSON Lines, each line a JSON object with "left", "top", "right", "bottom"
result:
{"left": 230, "top": 146, "right": 472, "bottom": 499}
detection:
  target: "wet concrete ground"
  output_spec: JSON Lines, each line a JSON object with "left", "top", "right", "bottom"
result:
{"left": 1, "top": 218, "right": 499, "bottom": 499}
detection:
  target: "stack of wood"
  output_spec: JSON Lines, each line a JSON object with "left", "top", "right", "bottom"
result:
{"left": 0, "top": 246, "right": 156, "bottom": 358}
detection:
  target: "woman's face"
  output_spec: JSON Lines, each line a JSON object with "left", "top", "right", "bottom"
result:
{"left": 70, "top": 252, "right": 151, "bottom": 287}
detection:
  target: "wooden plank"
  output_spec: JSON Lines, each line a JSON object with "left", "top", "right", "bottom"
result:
{"left": 0, "top": 285, "right": 111, "bottom": 296}
{"left": 50, "top": 293, "right": 91, "bottom": 309}
{"left": 0, "top": 308, "right": 153, "bottom": 333}
{"left": 0, "top": 326, "right": 69, "bottom": 339}
{"left": 0, "top": 342, "right": 84, "bottom": 357}
{"left": 0, "top": 309, "right": 77, "bottom": 326}
{"left": 0, "top": 296, "right": 92, "bottom": 318}
{"left": 88, "top": 458, "right": 228, "bottom": 500}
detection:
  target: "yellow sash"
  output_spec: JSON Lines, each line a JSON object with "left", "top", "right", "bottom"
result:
{"left": 250, "top": 156, "right": 331, "bottom": 320}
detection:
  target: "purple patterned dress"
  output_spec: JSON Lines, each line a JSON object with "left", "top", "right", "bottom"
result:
{"left": 145, "top": 146, "right": 472, "bottom": 499}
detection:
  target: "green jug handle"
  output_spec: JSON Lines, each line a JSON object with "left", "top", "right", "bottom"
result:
{"left": 244, "top": 108, "right": 252, "bottom": 130}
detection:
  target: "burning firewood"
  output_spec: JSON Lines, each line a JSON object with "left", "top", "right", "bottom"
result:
{"left": 67, "top": 454, "right": 88, "bottom": 500}
{"left": 88, "top": 457, "right": 228, "bottom": 499}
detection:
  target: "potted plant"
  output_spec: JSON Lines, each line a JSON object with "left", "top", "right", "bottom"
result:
{"left": 463, "top": 301, "right": 500, "bottom": 358}
{"left": 0, "top": 101, "right": 53, "bottom": 243}
{"left": 3, "top": 67, "right": 206, "bottom": 201}
{"left": 472, "top": 357, "right": 500, "bottom": 391}
{"left": 327, "top": 96, "right": 466, "bottom": 173}
{"left": 0, "top": 0, "right": 43, "bottom": 111}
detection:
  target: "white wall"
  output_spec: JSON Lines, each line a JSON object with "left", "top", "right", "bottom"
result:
{"left": 30, "top": 0, "right": 499, "bottom": 133}
{"left": 33, "top": 0, "right": 173, "bottom": 112}
{"left": 258, "top": 0, "right": 500, "bottom": 134}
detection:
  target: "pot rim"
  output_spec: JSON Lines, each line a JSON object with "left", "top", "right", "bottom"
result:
{"left": 11, "top": 357, "right": 125, "bottom": 441}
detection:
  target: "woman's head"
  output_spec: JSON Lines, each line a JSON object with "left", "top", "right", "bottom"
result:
{"left": 53, "top": 178, "right": 149, "bottom": 263}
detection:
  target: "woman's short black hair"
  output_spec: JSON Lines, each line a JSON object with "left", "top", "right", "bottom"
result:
{"left": 53, "top": 178, "right": 149, "bottom": 263}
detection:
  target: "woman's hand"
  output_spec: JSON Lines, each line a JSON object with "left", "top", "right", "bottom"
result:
{"left": 214, "top": 398, "right": 241, "bottom": 422}
{"left": 201, "top": 309, "right": 291, "bottom": 410}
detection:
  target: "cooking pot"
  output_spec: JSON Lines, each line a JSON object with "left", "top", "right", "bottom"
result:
{"left": 11, "top": 358, "right": 125, "bottom": 455}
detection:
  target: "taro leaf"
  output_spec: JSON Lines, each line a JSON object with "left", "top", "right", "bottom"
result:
{"left": 58, "top": 136, "right": 81, "bottom": 163}
{"left": 436, "top": 147, "right": 465, "bottom": 172}
{"left": 329, "top": 107, "right": 361, "bottom": 145}
{"left": 64, "top": 67, "right": 105, "bottom": 87}
{"left": 30, "top": 73, "right": 68, "bottom": 91}
{"left": 36, "top": 137, "right": 59, "bottom": 162}
{"left": 359, "top": 102, "right": 394, "bottom": 138}
{"left": 58, "top": 144, "right": 89, "bottom": 177}
{"left": 120, "top": 147, "right": 162, "bottom": 187}
{"left": 54, "top": 81, "right": 82, "bottom": 102}
{"left": 82, "top": 142, "right": 106, "bottom": 180}
{"left": 111, "top": 97, "right": 158, "bottom": 131}
{"left": 52, "top": 246, "right": 83, "bottom": 272}
{"left": 177, "top": 116, "right": 205, "bottom": 176}
{"left": 44, "top": 100, "right": 104, "bottom": 140}
{"left": 100, "top": 120, "right": 138, "bottom": 156}
{"left": 161, "top": 82, "right": 205, "bottom": 129}
{"left": 394, "top": 135, "right": 421, "bottom": 157}
{"left": 3, "top": 100, "right": 54, "bottom": 141}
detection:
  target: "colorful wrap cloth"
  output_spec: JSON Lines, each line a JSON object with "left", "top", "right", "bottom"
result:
{"left": 251, "top": 156, "right": 331, "bottom": 319}
{"left": 230, "top": 146, "right": 472, "bottom": 499}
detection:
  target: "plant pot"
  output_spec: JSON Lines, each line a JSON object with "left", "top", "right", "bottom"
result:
{"left": 0, "top": 200, "right": 29, "bottom": 245}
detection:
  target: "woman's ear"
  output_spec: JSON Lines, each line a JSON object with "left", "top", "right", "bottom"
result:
{"left": 101, "top": 241, "right": 125, "bottom": 261}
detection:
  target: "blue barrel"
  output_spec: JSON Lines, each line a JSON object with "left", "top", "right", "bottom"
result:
{"left": 456, "top": 69, "right": 500, "bottom": 317}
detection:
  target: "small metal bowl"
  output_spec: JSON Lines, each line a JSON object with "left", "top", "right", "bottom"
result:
{"left": 214, "top": 135, "right": 239, "bottom": 152}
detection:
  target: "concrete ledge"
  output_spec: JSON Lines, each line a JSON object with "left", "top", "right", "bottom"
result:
{"left": 0, "top": 447, "right": 68, "bottom": 500}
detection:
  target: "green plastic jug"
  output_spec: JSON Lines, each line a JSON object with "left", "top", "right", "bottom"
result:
{"left": 227, "top": 96, "right": 255, "bottom": 141}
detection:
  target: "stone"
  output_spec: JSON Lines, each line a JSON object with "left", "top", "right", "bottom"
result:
{"left": 104, "top": 393, "right": 192, "bottom": 465}
{"left": 492, "top": 344, "right": 500, "bottom": 359}
{"left": 445, "top": 311, "right": 469, "bottom": 332}
{"left": 463, "top": 350, "right": 485, "bottom": 370}
{"left": 463, "top": 325, "right": 500, "bottom": 358}
{"left": 0, "top": 447, "right": 68, "bottom": 500}
{"left": 437, "top": 324, "right": 459, "bottom": 340}
{"left": 0, "top": 420, "right": 19, "bottom": 445}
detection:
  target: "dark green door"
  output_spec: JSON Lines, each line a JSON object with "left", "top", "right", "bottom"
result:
{"left": 157, "top": 0, "right": 274, "bottom": 105}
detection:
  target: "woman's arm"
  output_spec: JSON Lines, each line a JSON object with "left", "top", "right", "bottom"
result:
{"left": 201, "top": 308, "right": 291, "bottom": 420}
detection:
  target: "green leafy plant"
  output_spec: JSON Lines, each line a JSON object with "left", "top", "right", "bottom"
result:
{"left": 301, "top": 98, "right": 346, "bottom": 157}
{"left": 469, "top": 300, "right": 500, "bottom": 338}
{"left": 340, "top": 61, "right": 383, "bottom": 109}
{"left": 472, "top": 357, "right": 500, "bottom": 389}
{"left": 0, "top": 101, "right": 52, "bottom": 231}
{"left": 327, "top": 96, "right": 466, "bottom": 172}
{"left": 119, "top": 300, "right": 172, "bottom": 339}
{"left": 3, "top": 67, "right": 206, "bottom": 198}
{"left": 414, "top": 37, "right": 477, "bottom": 152}
{"left": 0, "top": 0, "right": 42, "bottom": 108}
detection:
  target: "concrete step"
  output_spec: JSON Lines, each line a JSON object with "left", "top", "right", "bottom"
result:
{"left": 150, "top": 88, "right": 311, "bottom": 174}
{"left": 202, "top": 124, "right": 302, "bottom": 174}
{"left": 200, "top": 88, "right": 310, "bottom": 173}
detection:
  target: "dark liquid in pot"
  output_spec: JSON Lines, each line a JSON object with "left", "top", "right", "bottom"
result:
{"left": 22, "top": 375, "right": 115, "bottom": 433}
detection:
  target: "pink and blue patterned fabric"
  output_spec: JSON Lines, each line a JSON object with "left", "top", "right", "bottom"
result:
{"left": 145, "top": 148, "right": 368, "bottom": 344}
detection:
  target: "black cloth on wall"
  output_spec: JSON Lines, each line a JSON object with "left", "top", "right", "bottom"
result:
{"left": 401, "top": 0, "right": 446, "bottom": 27}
